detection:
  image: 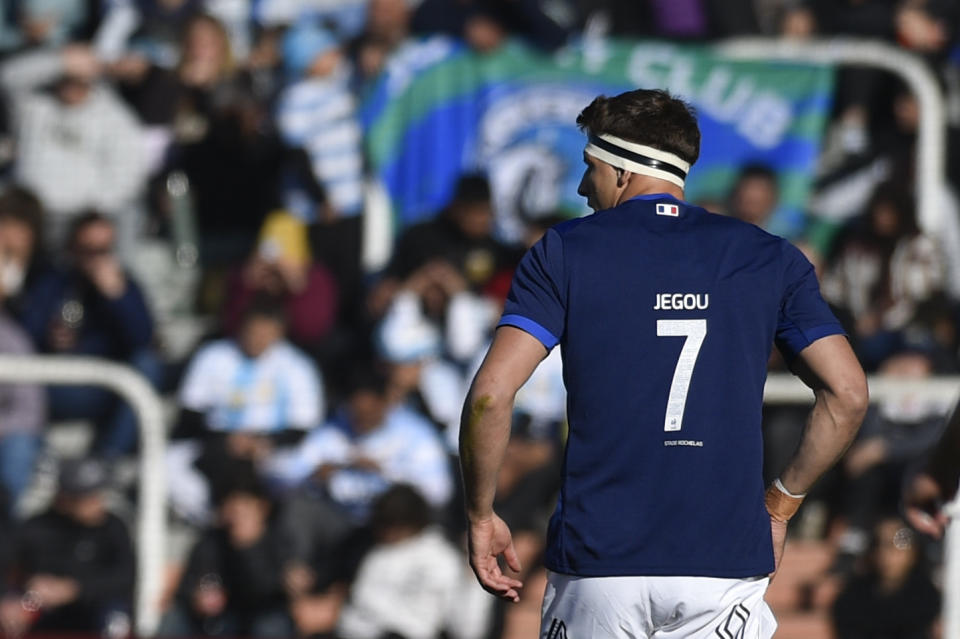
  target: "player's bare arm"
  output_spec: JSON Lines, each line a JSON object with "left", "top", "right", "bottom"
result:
{"left": 784, "top": 334, "right": 869, "bottom": 493}
{"left": 460, "top": 326, "right": 547, "bottom": 602}
{"left": 768, "top": 334, "right": 868, "bottom": 575}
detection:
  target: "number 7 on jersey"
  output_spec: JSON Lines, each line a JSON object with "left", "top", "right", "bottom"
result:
{"left": 656, "top": 319, "right": 707, "bottom": 432}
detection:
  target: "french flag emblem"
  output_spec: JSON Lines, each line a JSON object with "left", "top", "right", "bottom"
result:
{"left": 656, "top": 203, "right": 680, "bottom": 217}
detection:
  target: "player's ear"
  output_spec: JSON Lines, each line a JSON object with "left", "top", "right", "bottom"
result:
{"left": 616, "top": 168, "right": 631, "bottom": 188}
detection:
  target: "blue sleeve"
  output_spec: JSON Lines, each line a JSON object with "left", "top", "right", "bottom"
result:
{"left": 498, "top": 228, "right": 566, "bottom": 349}
{"left": 775, "top": 242, "right": 845, "bottom": 361}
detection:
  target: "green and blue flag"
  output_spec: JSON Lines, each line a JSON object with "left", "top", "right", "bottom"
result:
{"left": 361, "top": 37, "right": 834, "bottom": 240}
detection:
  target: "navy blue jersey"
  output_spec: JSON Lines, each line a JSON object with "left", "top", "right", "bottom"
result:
{"left": 499, "top": 194, "right": 844, "bottom": 578}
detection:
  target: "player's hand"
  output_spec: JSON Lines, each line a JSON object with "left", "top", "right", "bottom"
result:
{"left": 904, "top": 472, "right": 949, "bottom": 538}
{"left": 769, "top": 516, "right": 788, "bottom": 582}
{"left": 467, "top": 513, "right": 523, "bottom": 602}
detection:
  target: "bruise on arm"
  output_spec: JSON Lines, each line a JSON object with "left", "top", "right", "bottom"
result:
{"left": 459, "top": 327, "right": 547, "bottom": 520}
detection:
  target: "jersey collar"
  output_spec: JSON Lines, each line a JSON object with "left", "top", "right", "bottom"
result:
{"left": 627, "top": 193, "right": 687, "bottom": 203}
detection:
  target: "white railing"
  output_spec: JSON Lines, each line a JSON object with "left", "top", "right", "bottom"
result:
{"left": 0, "top": 355, "right": 167, "bottom": 637}
{"left": 764, "top": 372, "right": 960, "bottom": 404}
{"left": 719, "top": 38, "right": 946, "bottom": 235}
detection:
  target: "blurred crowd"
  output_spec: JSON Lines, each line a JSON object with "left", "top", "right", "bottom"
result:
{"left": 1, "top": 1, "right": 959, "bottom": 638}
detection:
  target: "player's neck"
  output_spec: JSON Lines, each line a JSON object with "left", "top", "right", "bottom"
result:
{"left": 616, "top": 175, "right": 685, "bottom": 206}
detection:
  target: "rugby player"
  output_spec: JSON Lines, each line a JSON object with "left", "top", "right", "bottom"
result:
{"left": 460, "top": 88, "right": 868, "bottom": 638}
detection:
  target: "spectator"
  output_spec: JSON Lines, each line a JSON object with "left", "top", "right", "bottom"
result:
{"left": 271, "top": 369, "right": 453, "bottom": 635}
{"left": 377, "top": 258, "right": 499, "bottom": 369}
{"left": 110, "top": 12, "right": 234, "bottom": 130}
{"left": 796, "top": 0, "right": 957, "bottom": 57}
{"left": 813, "top": 78, "right": 920, "bottom": 223}
{"left": 281, "top": 498, "right": 352, "bottom": 638}
{"left": 222, "top": 211, "right": 339, "bottom": 355}
{"left": 18, "top": 211, "right": 161, "bottom": 457}
{"left": 371, "top": 173, "right": 520, "bottom": 318}
{"left": 275, "top": 21, "right": 365, "bottom": 222}
{"left": 412, "top": 0, "right": 568, "bottom": 52}
{"left": 271, "top": 366, "right": 451, "bottom": 524}
{"left": 168, "top": 298, "right": 324, "bottom": 523}
{"left": 822, "top": 181, "right": 944, "bottom": 369}
{"left": 726, "top": 163, "right": 780, "bottom": 230}
{"left": 375, "top": 301, "right": 474, "bottom": 444}
{"left": 832, "top": 516, "right": 940, "bottom": 639}
{"left": 834, "top": 349, "right": 951, "bottom": 569}
{"left": 348, "top": 0, "right": 413, "bottom": 88}
{"left": 337, "top": 485, "right": 465, "bottom": 639}
{"left": 164, "top": 15, "right": 294, "bottom": 271}
{"left": 0, "top": 44, "right": 149, "bottom": 254}
{"left": 904, "top": 393, "right": 960, "bottom": 539}
{"left": 0, "top": 187, "right": 45, "bottom": 512}
{"left": 105, "top": 10, "right": 253, "bottom": 208}
{"left": 902, "top": 293, "right": 960, "bottom": 373}
{"left": 0, "top": 457, "right": 135, "bottom": 638}
{"left": 158, "top": 469, "right": 295, "bottom": 638}
{"left": 95, "top": 0, "right": 251, "bottom": 68}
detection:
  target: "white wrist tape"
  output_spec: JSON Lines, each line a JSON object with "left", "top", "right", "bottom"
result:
{"left": 774, "top": 478, "right": 807, "bottom": 499}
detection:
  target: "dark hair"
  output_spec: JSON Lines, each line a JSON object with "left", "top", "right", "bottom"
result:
{"left": 734, "top": 163, "right": 778, "bottom": 187}
{"left": 576, "top": 89, "right": 700, "bottom": 165}
{"left": 866, "top": 181, "right": 918, "bottom": 237}
{"left": 210, "top": 458, "right": 270, "bottom": 507}
{"left": 371, "top": 484, "right": 431, "bottom": 535}
{"left": 345, "top": 363, "right": 389, "bottom": 397}
{"left": 0, "top": 185, "right": 44, "bottom": 242}
{"left": 181, "top": 13, "right": 234, "bottom": 71}
{"left": 452, "top": 173, "right": 491, "bottom": 205}
{"left": 523, "top": 212, "right": 569, "bottom": 232}
{"left": 240, "top": 294, "right": 287, "bottom": 326}
{"left": 66, "top": 210, "right": 113, "bottom": 250}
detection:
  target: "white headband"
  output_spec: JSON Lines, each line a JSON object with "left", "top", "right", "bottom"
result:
{"left": 584, "top": 134, "right": 690, "bottom": 188}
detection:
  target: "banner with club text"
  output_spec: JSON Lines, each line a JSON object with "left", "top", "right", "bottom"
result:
{"left": 361, "top": 37, "right": 835, "bottom": 241}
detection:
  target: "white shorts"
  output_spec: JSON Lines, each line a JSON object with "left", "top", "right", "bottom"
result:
{"left": 540, "top": 571, "right": 777, "bottom": 639}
